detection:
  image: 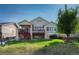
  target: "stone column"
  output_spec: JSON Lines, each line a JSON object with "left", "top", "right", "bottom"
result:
{"left": 16, "top": 28, "right": 19, "bottom": 41}
{"left": 44, "top": 26, "right": 47, "bottom": 39}
{"left": 30, "top": 25, "right": 33, "bottom": 40}
{"left": 44, "top": 26, "right": 49, "bottom": 39}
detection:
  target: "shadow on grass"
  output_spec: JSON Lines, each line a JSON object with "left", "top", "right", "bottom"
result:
{"left": 33, "top": 41, "right": 79, "bottom": 55}
{"left": 32, "top": 42, "right": 64, "bottom": 55}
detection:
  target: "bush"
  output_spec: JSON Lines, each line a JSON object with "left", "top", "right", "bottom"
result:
{"left": 50, "top": 34, "right": 63, "bottom": 39}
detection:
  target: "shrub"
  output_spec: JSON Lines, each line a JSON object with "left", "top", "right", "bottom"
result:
{"left": 50, "top": 34, "right": 63, "bottom": 39}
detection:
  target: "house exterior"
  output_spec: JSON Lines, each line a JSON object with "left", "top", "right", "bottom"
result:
{"left": 0, "top": 22, "right": 19, "bottom": 40}
{"left": 18, "top": 17, "right": 56, "bottom": 39}
{"left": 18, "top": 20, "right": 32, "bottom": 40}
{"left": 0, "top": 17, "right": 56, "bottom": 40}
{"left": 44, "top": 22, "right": 57, "bottom": 39}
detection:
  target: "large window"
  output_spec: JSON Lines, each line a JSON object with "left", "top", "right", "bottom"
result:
{"left": 47, "top": 27, "right": 56, "bottom": 31}
{"left": 47, "top": 27, "right": 49, "bottom": 31}
{"left": 33, "top": 26, "right": 44, "bottom": 31}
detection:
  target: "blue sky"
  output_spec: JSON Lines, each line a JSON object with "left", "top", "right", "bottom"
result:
{"left": 0, "top": 4, "right": 79, "bottom": 23}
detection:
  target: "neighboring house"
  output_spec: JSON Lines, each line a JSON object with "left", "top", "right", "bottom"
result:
{"left": 0, "top": 22, "right": 19, "bottom": 40}
{"left": 18, "top": 17, "right": 56, "bottom": 39}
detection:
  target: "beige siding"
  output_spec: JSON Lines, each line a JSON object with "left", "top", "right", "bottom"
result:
{"left": 44, "top": 23, "right": 56, "bottom": 39}
{"left": 31, "top": 18, "right": 49, "bottom": 26}
{"left": 2, "top": 24, "right": 18, "bottom": 39}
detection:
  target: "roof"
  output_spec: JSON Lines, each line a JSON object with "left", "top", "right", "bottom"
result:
{"left": 44, "top": 21, "right": 56, "bottom": 27}
{"left": 18, "top": 19, "right": 31, "bottom": 25}
{"left": 0, "top": 22, "right": 20, "bottom": 28}
{"left": 30, "top": 17, "right": 49, "bottom": 24}
{"left": 0, "top": 22, "right": 14, "bottom": 25}
{"left": 50, "top": 21, "right": 57, "bottom": 25}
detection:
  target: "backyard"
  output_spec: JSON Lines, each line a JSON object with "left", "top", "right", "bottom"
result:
{"left": 0, "top": 39, "right": 79, "bottom": 55}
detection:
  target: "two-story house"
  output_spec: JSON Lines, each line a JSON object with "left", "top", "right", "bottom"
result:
{"left": 18, "top": 17, "right": 56, "bottom": 40}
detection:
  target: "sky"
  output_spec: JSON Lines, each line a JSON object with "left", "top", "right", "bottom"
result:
{"left": 0, "top": 4, "right": 79, "bottom": 23}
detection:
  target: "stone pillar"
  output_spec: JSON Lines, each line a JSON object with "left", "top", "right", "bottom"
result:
{"left": 44, "top": 26, "right": 47, "bottom": 39}
{"left": 16, "top": 28, "right": 19, "bottom": 41}
{"left": 30, "top": 25, "right": 33, "bottom": 40}
{"left": 44, "top": 27, "right": 49, "bottom": 39}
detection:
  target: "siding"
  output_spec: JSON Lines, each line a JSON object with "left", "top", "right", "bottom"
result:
{"left": 2, "top": 24, "right": 17, "bottom": 38}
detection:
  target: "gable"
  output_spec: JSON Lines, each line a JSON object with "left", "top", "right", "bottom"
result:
{"left": 18, "top": 20, "right": 31, "bottom": 25}
{"left": 45, "top": 22, "right": 56, "bottom": 27}
{"left": 31, "top": 17, "right": 49, "bottom": 26}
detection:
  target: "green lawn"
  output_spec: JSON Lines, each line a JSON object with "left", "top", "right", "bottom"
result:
{"left": 0, "top": 39, "right": 79, "bottom": 55}
{"left": 0, "top": 39, "right": 64, "bottom": 55}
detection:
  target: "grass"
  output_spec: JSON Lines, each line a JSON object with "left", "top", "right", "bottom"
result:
{"left": 0, "top": 39, "right": 64, "bottom": 55}
{"left": 1, "top": 39, "right": 79, "bottom": 55}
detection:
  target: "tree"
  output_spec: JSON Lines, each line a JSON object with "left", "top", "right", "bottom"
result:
{"left": 57, "top": 5, "right": 78, "bottom": 38}
{"left": 75, "top": 17, "right": 79, "bottom": 32}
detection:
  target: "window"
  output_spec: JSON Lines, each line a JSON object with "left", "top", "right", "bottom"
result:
{"left": 51, "top": 27, "right": 53, "bottom": 31}
{"left": 47, "top": 27, "right": 49, "bottom": 31}
{"left": 47, "top": 27, "right": 55, "bottom": 31}
{"left": 54, "top": 28, "right": 56, "bottom": 31}
{"left": 33, "top": 26, "right": 44, "bottom": 31}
